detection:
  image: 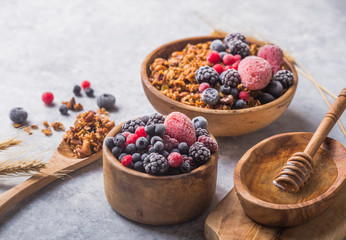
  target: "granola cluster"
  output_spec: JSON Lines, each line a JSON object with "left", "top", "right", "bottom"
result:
{"left": 63, "top": 111, "right": 115, "bottom": 158}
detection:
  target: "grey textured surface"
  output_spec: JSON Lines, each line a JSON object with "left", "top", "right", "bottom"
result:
{"left": 0, "top": 0, "right": 345, "bottom": 239}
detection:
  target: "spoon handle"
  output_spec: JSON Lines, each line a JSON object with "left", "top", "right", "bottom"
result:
{"left": 304, "top": 88, "right": 346, "bottom": 157}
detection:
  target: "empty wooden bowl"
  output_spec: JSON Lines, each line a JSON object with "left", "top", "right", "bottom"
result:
{"left": 234, "top": 132, "right": 346, "bottom": 227}
{"left": 141, "top": 36, "right": 298, "bottom": 137}
{"left": 103, "top": 122, "right": 218, "bottom": 225}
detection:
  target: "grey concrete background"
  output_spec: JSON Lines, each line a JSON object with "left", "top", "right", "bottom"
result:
{"left": 0, "top": 0, "right": 345, "bottom": 239}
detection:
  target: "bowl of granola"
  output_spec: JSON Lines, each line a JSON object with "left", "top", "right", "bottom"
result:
{"left": 141, "top": 34, "right": 298, "bottom": 136}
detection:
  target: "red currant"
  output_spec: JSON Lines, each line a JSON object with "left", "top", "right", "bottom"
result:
{"left": 42, "top": 92, "right": 54, "bottom": 105}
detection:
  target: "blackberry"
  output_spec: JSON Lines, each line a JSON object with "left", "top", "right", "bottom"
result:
{"left": 147, "top": 113, "right": 165, "bottom": 126}
{"left": 224, "top": 33, "right": 249, "bottom": 45}
{"left": 179, "top": 161, "right": 191, "bottom": 173}
{"left": 195, "top": 66, "right": 219, "bottom": 87}
{"left": 122, "top": 119, "right": 145, "bottom": 133}
{"left": 143, "top": 153, "right": 169, "bottom": 175}
{"left": 134, "top": 161, "right": 145, "bottom": 172}
{"left": 228, "top": 40, "right": 250, "bottom": 59}
{"left": 182, "top": 155, "right": 194, "bottom": 169}
{"left": 141, "top": 115, "right": 150, "bottom": 125}
{"left": 195, "top": 128, "right": 210, "bottom": 138}
{"left": 266, "top": 81, "right": 283, "bottom": 98}
{"left": 189, "top": 142, "right": 211, "bottom": 165}
{"left": 210, "top": 39, "right": 226, "bottom": 52}
{"left": 73, "top": 85, "right": 81, "bottom": 96}
{"left": 9, "top": 107, "right": 28, "bottom": 124}
{"left": 273, "top": 70, "right": 294, "bottom": 88}
{"left": 221, "top": 69, "right": 241, "bottom": 87}
{"left": 59, "top": 105, "right": 68, "bottom": 115}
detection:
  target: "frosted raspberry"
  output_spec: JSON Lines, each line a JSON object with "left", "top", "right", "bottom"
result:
{"left": 121, "top": 155, "right": 132, "bottom": 167}
{"left": 164, "top": 112, "right": 196, "bottom": 146}
{"left": 213, "top": 64, "right": 224, "bottom": 74}
{"left": 198, "top": 136, "right": 218, "bottom": 153}
{"left": 207, "top": 51, "right": 221, "bottom": 64}
{"left": 126, "top": 134, "right": 138, "bottom": 145}
{"left": 198, "top": 82, "right": 210, "bottom": 93}
{"left": 135, "top": 126, "right": 147, "bottom": 138}
{"left": 239, "top": 91, "right": 249, "bottom": 101}
{"left": 162, "top": 135, "right": 179, "bottom": 152}
{"left": 168, "top": 152, "right": 183, "bottom": 167}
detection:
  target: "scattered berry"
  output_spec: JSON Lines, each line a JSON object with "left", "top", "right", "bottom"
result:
{"left": 273, "top": 70, "right": 294, "bottom": 88}
{"left": 201, "top": 88, "right": 220, "bottom": 105}
{"left": 239, "top": 91, "right": 250, "bottom": 101}
{"left": 222, "top": 54, "right": 236, "bottom": 65}
{"left": 85, "top": 88, "right": 94, "bottom": 97}
{"left": 146, "top": 113, "right": 165, "bottom": 126}
{"left": 121, "top": 155, "right": 132, "bottom": 167}
{"left": 191, "top": 116, "right": 208, "bottom": 130}
{"left": 114, "top": 134, "right": 126, "bottom": 147}
{"left": 59, "top": 105, "right": 68, "bottom": 115}
{"left": 112, "top": 146, "right": 123, "bottom": 158}
{"left": 189, "top": 142, "right": 211, "bottom": 165}
{"left": 125, "top": 144, "right": 137, "bottom": 155}
{"left": 73, "top": 85, "right": 82, "bottom": 96}
{"left": 195, "top": 66, "right": 219, "bottom": 87}
{"left": 105, "top": 137, "right": 115, "bottom": 149}
{"left": 235, "top": 99, "right": 247, "bottom": 109}
{"left": 81, "top": 80, "right": 90, "bottom": 89}
{"left": 150, "top": 136, "right": 163, "bottom": 145}
{"left": 206, "top": 51, "right": 221, "bottom": 64}
{"left": 224, "top": 32, "right": 249, "bottom": 45}
{"left": 97, "top": 93, "right": 116, "bottom": 110}
{"left": 195, "top": 128, "right": 210, "bottom": 138}
{"left": 266, "top": 81, "right": 283, "bottom": 98}
{"left": 126, "top": 134, "right": 139, "bottom": 145}
{"left": 221, "top": 69, "right": 241, "bottom": 88}
{"left": 136, "top": 137, "right": 149, "bottom": 151}
{"left": 135, "top": 126, "right": 147, "bottom": 138}
{"left": 42, "top": 92, "right": 54, "bottom": 105}
{"left": 168, "top": 152, "right": 183, "bottom": 167}
{"left": 228, "top": 40, "right": 250, "bottom": 59}
{"left": 143, "top": 153, "right": 169, "bottom": 175}
{"left": 213, "top": 64, "right": 224, "bottom": 75}
{"left": 122, "top": 119, "right": 145, "bottom": 133}
{"left": 210, "top": 39, "right": 226, "bottom": 52}
{"left": 220, "top": 85, "right": 231, "bottom": 95}
{"left": 154, "top": 124, "right": 166, "bottom": 136}
{"left": 162, "top": 135, "right": 179, "bottom": 152}
{"left": 198, "top": 82, "right": 211, "bottom": 93}
{"left": 164, "top": 112, "right": 196, "bottom": 146}
{"left": 198, "top": 136, "right": 218, "bottom": 153}
{"left": 9, "top": 107, "right": 28, "bottom": 124}
{"left": 178, "top": 142, "right": 189, "bottom": 154}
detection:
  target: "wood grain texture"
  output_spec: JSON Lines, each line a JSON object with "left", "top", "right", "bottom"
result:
{"left": 103, "top": 122, "right": 218, "bottom": 225}
{"left": 0, "top": 141, "right": 102, "bottom": 217}
{"left": 233, "top": 132, "right": 346, "bottom": 227}
{"left": 140, "top": 36, "right": 298, "bottom": 136}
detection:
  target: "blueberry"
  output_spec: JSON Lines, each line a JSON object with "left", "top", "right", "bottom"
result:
{"left": 105, "top": 137, "right": 115, "bottom": 149}
{"left": 73, "top": 85, "right": 81, "bottom": 96}
{"left": 235, "top": 99, "right": 246, "bottom": 109}
{"left": 118, "top": 153, "right": 127, "bottom": 162}
{"left": 136, "top": 137, "right": 149, "bottom": 151}
{"left": 201, "top": 88, "right": 220, "bottom": 105}
{"left": 112, "top": 146, "right": 123, "bottom": 158}
{"left": 145, "top": 125, "right": 155, "bottom": 136}
{"left": 192, "top": 116, "right": 208, "bottom": 130}
{"left": 141, "top": 115, "right": 150, "bottom": 125}
{"left": 125, "top": 144, "right": 137, "bottom": 155}
{"left": 219, "top": 71, "right": 226, "bottom": 84}
{"left": 219, "top": 52, "right": 228, "bottom": 63}
{"left": 85, "top": 88, "right": 94, "bottom": 97}
{"left": 230, "top": 88, "right": 239, "bottom": 99}
{"left": 148, "top": 146, "right": 156, "bottom": 154}
{"left": 257, "top": 93, "right": 275, "bottom": 104}
{"left": 150, "top": 136, "right": 163, "bottom": 145}
{"left": 220, "top": 85, "right": 231, "bottom": 95}
{"left": 132, "top": 153, "right": 141, "bottom": 163}
{"left": 134, "top": 161, "right": 145, "bottom": 172}
{"left": 162, "top": 150, "right": 169, "bottom": 158}
{"left": 141, "top": 153, "right": 148, "bottom": 161}
{"left": 58, "top": 105, "right": 68, "bottom": 115}
{"left": 9, "top": 107, "right": 28, "bottom": 124}
{"left": 266, "top": 81, "right": 283, "bottom": 98}
{"left": 97, "top": 93, "right": 116, "bottom": 110}
{"left": 171, "top": 148, "right": 180, "bottom": 153}
{"left": 114, "top": 134, "right": 126, "bottom": 147}
{"left": 154, "top": 124, "right": 166, "bottom": 136}
{"left": 153, "top": 141, "right": 164, "bottom": 152}
{"left": 178, "top": 142, "right": 189, "bottom": 154}
{"left": 210, "top": 39, "right": 226, "bottom": 52}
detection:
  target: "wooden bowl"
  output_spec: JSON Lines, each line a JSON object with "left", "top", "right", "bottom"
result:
{"left": 103, "top": 122, "right": 218, "bottom": 225}
{"left": 141, "top": 36, "right": 298, "bottom": 137}
{"left": 234, "top": 132, "right": 346, "bottom": 227}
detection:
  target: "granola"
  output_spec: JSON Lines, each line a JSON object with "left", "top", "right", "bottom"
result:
{"left": 51, "top": 122, "right": 65, "bottom": 131}
{"left": 62, "top": 97, "right": 83, "bottom": 111}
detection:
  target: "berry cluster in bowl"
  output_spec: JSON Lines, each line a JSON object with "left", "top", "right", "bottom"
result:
{"left": 105, "top": 112, "right": 218, "bottom": 176}
{"left": 149, "top": 33, "right": 294, "bottom": 110}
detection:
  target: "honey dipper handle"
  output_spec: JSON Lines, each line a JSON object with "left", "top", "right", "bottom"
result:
{"left": 304, "top": 88, "right": 346, "bottom": 157}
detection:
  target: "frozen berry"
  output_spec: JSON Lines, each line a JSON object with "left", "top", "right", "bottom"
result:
{"left": 178, "top": 142, "right": 189, "bottom": 154}
{"left": 150, "top": 136, "right": 163, "bottom": 145}
{"left": 228, "top": 40, "right": 250, "bottom": 59}
{"left": 273, "top": 70, "right": 294, "bottom": 88}
{"left": 114, "top": 134, "right": 126, "bottom": 147}
{"left": 132, "top": 153, "right": 141, "bottom": 163}
{"left": 213, "top": 64, "right": 224, "bottom": 75}
{"left": 202, "top": 88, "right": 220, "bottom": 105}
{"left": 42, "top": 92, "right": 54, "bottom": 105}
{"left": 171, "top": 149, "right": 180, "bottom": 153}
{"left": 257, "top": 92, "right": 275, "bottom": 104}
{"left": 266, "top": 81, "right": 283, "bottom": 98}
{"left": 221, "top": 69, "right": 241, "bottom": 88}
{"left": 105, "top": 137, "right": 115, "bottom": 149}
{"left": 97, "top": 93, "right": 116, "bottom": 110}
{"left": 199, "top": 82, "right": 210, "bottom": 93}
{"left": 210, "top": 39, "right": 226, "bottom": 52}
{"left": 234, "top": 55, "right": 241, "bottom": 62}
{"left": 224, "top": 33, "right": 249, "bottom": 45}
{"left": 141, "top": 153, "right": 148, "bottom": 161}
{"left": 85, "top": 88, "right": 94, "bottom": 97}
{"left": 223, "top": 54, "right": 236, "bottom": 65}
{"left": 141, "top": 115, "right": 149, "bottom": 125}
{"left": 81, "top": 80, "right": 90, "bottom": 89}
{"left": 118, "top": 153, "right": 127, "bottom": 162}
{"left": 153, "top": 141, "right": 164, "bottom": 152}
{"left": 143, "top": 153, "right": 169, "bottom": 175}
{"left": 162, "top": 150, "right": 169, "bottom": 158}
{"left": 189, "top": 142, "right": 211, "bottom": 165}
{"left": 220, "top": 85, "right": 231, "bottom": 95}
{"left": 192, "top": 116, "right": 208, "bottom": 130}
{"left": 121, "top": 155, "right": 132, "bottom": 167}
{"left": 145, "top": 125, "right": 156, "bottom": 136}
{"left": 134, "top": 161, "right": 145, "bottom": 172}
{"left": 126, "top": 134, "right": 139, "bottom": 145}
{"left": 231, "top": 60, "right": 240, "bottom": 70}
{"left": 219, "top": 52, "right": 228, "bottom": 62}
{"left": 73, "top": 85, "right": 81, "bottom": 96}
{"left": 179, "top": 161, "right": 191, "bottom": 173}
{"left": 112, "top": 146, "right": 123, "bottom": 158}
{"left": 125, "top": 144, "right": 137, "bottom": 155}
{"left": 136, "top": 137, "right": 149, "bottom": 151}
{"left": 9, "top": 107, "right": 28, "bottom": 124}
{"left": 224, "top": 65, "right": 232, "bottom": 71}
{"left": 148, "top": 146, "right": 156, "bottom": 154}
{"left": 195, "top": 128, "right": 210, "bottom": 138}
{"left": 168, "top": 152, "right": 183, "bottom": 167}
{"left": 135, "top": 126, "right": 147, "bottom": 138}
{"left": 206, "top": 51, "right": 221, "bottom": 64}
{"left": 147, "top": 113, "right": 165, "bottom": 126}
{"left": 198, "top": 136, "right": 218, "bottom": 153}
{"left": 164, "top": 112, "right": 196, "bottom": 146}
{"left": 239, "top": 91, "right": 250, "bottom": 101}
{"left": 230, "top": 88, "right": 239, "bottom": 99}
{"left": 195, "top": 66, "right": 219, "bottom": 87}
{"left": 235, "top": 99, "right": 246, "bottom": 109}
{"left": 154, "top": 124, "right": 166, "bottom": 136}
{"left": 162, "top": 135, "right": 179, "bottom": 152}
{"left": 122, "top": 119, "right": 145, "bottom": 133}
{"left": 59, "top": 105, "right": 68, "bottom": 115}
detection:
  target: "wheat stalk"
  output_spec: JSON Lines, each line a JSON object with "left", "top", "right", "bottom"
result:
{"left": 0, "top": 158, "right": 45, "bottom": 176}
{"left": 0, "top": 138, "right": 22, "bottom": 151}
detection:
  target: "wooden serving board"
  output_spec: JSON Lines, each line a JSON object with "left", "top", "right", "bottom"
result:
{"left": 205, "top": 187, "right": 346, "bottom": 240}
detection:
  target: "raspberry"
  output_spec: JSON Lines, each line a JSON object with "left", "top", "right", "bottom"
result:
{"left": 81, "top": 80, "right": 90, "bottom": 89}
{"left": 42, "top": 92, "right": 54, "bottom": 105}
{"left": 126, "top": 134, "right": 139, "bottom": 145}
{"left": 195, "top": 66, "right": 219, "bottom": 87}
{"left": 224, "top": 65, "right": 232, "bottom": 71}
{"left": 231, "top": 60, "right": 240, "bottom": 70}
{"left": 195, "top": 128, "right": 210, "bottom": 138}
{"left": 222, "top": 54, "right": 236, "bottom": 65}
{"left": 162, "top": 135, "right": 179, "bottom": 152}
{"left": 164, "top": 112, "right": 196, "bottom": 146}
{"left": 198, "top": 82, "right": 210, "bottom": 93}
{"left": 135, "top": 126, "right": 147, "bottom": 138}
{"left": 273, "top": 70, "right": 294, "bottom": 89}
{"left": 239, "top": 91, "right": 250, "bottom": 101}
{"left": 168, "top": 152, "right": 183, "bottom": 168}
{"left": 189, "top": 142, "right": 211, "bottom": 165}
{"left": 198, "top": 136, "right": 218, "bottom": 153}
{"left": 213, "top": 64, "right": 224, "bottom": 75}
{"left": 122, "top": 132, "right": 130, "bottom": 138}
{"left": 121, "top": 155, "right": 132, "bottom": 167}
{"left": 206, "top": 51, "right": 221, "bottom": 64}
{"left": 221, "top": 69, "right": 241, "bottom": 88}
{"left": 143, "top": 153, "right": 169, "bottom": 175}
{"left": 147, "top": 113, "right": 165, "bottom": 126}
{"left": 228, "top": 40, "right": 250, "bottom": 59}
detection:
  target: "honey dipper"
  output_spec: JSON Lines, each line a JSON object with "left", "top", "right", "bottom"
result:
{"left": 273, "top": 88, "right": 346, "bottom": 193}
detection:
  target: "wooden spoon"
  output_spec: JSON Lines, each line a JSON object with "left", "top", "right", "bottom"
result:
{"left": 274, "top": 88, "right": 346, "bottom": 193}
{"left": 0, "top": 140, "right": 102, "bottom": 216}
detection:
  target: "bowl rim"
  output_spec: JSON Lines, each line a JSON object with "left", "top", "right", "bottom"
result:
{"left": 234, "top": 132, "right": 346, "bottom": 210}
{"left": 140, "top": 35, "right": 298, "bottom": 115}
{"left": 103, "top": 120, "right": 218, "bottom": 180}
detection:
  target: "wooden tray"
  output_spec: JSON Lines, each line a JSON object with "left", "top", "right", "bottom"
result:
{"left": 205, "top": 187, "right": 346, "bottom": 240}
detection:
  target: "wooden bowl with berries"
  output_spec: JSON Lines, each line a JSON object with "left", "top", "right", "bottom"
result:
{"left": 141, "top": 35, "right": 298, "bottom": 136}
{"left": 103, "top": 113, "right": 218, "bottom": 225}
